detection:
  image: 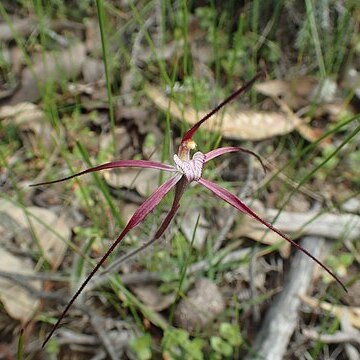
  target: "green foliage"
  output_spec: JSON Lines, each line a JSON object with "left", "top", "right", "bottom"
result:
{"left": 325, "top": 253, "right": 354, "bottom": 280}
{"left": 314, "top": 144, "right": 340, "bottom": 180}
{"left": 162, "top": 328, "right": 205, "bottom": 360}
{"left": 129, "top": 333, "right": 153, "bottom": 360}
{"left": 297, "top": 0, "right": 356, "bottom": 75}
{"left": 44, "top": 338, "right": 60, "bottom": 357}
{"left": 219, "top": 322, "right": 242, "bottom": 347}
{"left": 17, "top": 330, "right": 24, "bottom": 360}
{"left": 208, "top": 322, "right": 243, "bottom": 359}
{"left": 210, "top": 336, "right": 233, "bottom": 358}
{"left": 348, "top": 149, "right": 360, "bottom": 181}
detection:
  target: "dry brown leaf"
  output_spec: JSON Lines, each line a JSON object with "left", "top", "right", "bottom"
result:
{"left": 274, "top": 97, "right": 327, "bottom": 143}
{"left": 0, "top": 102, "right": 54, "bottom": 151}
{"left": 234, "top": 216, "right": 291, "bottom": 258}
{"left": 0, "top": 18, "right": 37, "bottom": 42}
{"left": 0, "top": 199, "right": 71, "bottom": 269}
{"left": 0, "top": 247, "right": 41, "bottom": 322}
{"left": 0, "top": 101, "right": 41, "bottom": 119}
{"left": 103, "top": 168, "right": 160, "bottom": 197}
{"left": 144, "top": 84, "right": 300, "bottom": 141}
{"left": 130, "top": 284, "right": 176, "bottom": 312}
{"left": 0, "top": 102, "right": 45, "bottom": 131}
{"left": 99, "top": 128, "right": 160, "bottom": 196}
{"left": 255, "top": 78, "right": 349, "bottom": 143}
{"left": 300, "top": 294, "right": 360, "bottom": 329}
{"left": 254, "top": 79, "right": 291, "bottom": 98}
{"left": 10, "top": 42, "right": 86, "bottom": 104}
{"left": 254, "top": 77, "right": 318, "bottom": 109}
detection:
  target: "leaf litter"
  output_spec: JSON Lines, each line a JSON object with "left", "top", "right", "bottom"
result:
{"left": 0, "top": 247, "right": 41, "bottom": 322}
{"left": 0, "top": 199, "right": 71, "bottom": 269}
{"left": 0, "top": 102, "right": 54, "bottom": 152}
{"left": 0, "top": 3, "right": 359, "bottom": 359}
{"left": 145, "top": 83, "right": 301, "bottom": 141}
{"left": 9, "top": 43, "right": 86, "bottom": 104}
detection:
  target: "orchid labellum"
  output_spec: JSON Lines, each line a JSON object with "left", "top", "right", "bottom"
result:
{"left": 33, "top": 73, "right": 346, "bottom": 347}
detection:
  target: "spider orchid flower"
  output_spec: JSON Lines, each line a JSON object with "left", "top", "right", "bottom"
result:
{"left": 34, "top": 73, "right": 346, "bottom": 347}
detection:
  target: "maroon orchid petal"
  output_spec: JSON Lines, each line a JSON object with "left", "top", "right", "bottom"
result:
{"left": 155, "top": 176, "right": 187, "bottom": 237}
{"left": 42, "top": 173, "right": 183, "bottom": 347}
{"left": 99, "top": 203, "right": 182, "bottom": 278}
{"left": 181, "top": 72, "right": 264, "bottom": 144}
{"left": 198, "top": 177, "right": 347, "bottom": 292}
{"left": 97, "top": 177, "right": 189, "bottom": 278}
{"left": 31, "top": 160, "right": 176, "bottom": 186}
{"left": 205, "top": 146, "right": 267, "bottom": 173}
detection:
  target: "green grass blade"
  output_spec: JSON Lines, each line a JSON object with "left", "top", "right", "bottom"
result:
{"left": 96, "top": 0, "right": 116, "bottom": 152}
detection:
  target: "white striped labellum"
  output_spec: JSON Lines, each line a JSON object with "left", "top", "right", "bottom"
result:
{"left": 173, "top": 151, "right": 205, "bottom": 182}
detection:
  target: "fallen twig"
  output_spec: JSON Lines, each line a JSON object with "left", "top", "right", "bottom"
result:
{"left": 245, "top": 236, "right": 324, "bottom": 360}
{"left": 303, "top": 328, "right": 360, "bottom": 345}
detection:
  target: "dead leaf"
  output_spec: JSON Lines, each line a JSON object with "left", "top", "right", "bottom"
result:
{"left": 0, "top": 101, "right": 40, "bottom": 118}
{"left": 0, "top": 102, "right": 54, "bottom": 151}
{"left": 300, "top": 294, "right": 360, "bottom": 329}
{"left": 234, "top": 216, "right": 291, "bottom": 258}
{"left": 272, "top": 95, "right": 327, "bottom": 143}
{"left": 0, "top": 102, "right": 45, "bottom": 131}
{"left": 254, "top": 77, "right": 318, "bottom": 109}
{"left": 144, "top": 84, "right": 300, "bottom": 141}
{"left": 10, "top": 42, "right": 86, "bottom": 104}
{"left": 103, "top": 168, "right": 160, "bottom": 197}
{"left": 100, "top": 129, "right": 162, "bottom": 197}
{"left": 0, "top": 199, "right": 71, "bottom": 269}
{"left": 264, "top": 209, "right": 360, "bottom": 241}
{"left": 254, "top": 79, "right": 291, "bottom": 98}
{"left": 0, "top": 18, "right": 37, "bottom": 42}
{"left": 0, "top": 247, "right": 40, "bottom": 322}
{"left": 130, "top": 284, "right": 176, "bottom": 312}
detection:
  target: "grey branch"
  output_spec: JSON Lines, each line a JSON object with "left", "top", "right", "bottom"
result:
{"left": 245, "top": 236, "right": 324, "bottom": 360}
